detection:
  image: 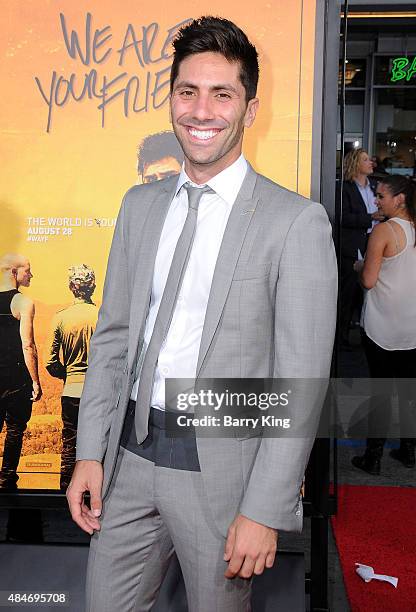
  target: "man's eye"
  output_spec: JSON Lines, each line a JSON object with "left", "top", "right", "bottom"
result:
{"left": 216, "top": 93, "right": 231, "bottom": 99}
{"left": 180, "top": 90, "right": 194, "bottom": 97}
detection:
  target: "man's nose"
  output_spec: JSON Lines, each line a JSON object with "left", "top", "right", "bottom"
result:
{"left": 191, "top": 93, "right": 214, "bottom": 122}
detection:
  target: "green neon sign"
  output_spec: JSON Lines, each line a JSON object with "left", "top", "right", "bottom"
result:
{"left": 390, "top": 57, "right": 416, "bottom": 82}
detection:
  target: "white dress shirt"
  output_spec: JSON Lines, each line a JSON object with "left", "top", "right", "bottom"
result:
{"left": 355, "top": 178, "right": 378, "bottom": 234}
{"left": 131, "top": 154, "right": 248, "bottom": 409}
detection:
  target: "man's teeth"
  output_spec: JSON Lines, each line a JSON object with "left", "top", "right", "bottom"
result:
{"left": 189, "top": 128, "right": 218, "bottom": 140}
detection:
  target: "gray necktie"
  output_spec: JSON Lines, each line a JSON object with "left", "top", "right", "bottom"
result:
{"left": 134, "top": 183, "right": 213, "bottom": 441}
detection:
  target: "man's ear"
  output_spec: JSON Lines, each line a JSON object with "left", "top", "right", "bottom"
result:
{"left": 244, "top": 98, "right": 259, "bottom": 128}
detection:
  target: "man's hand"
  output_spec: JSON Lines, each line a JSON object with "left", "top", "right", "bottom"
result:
{"left": 224, "top": 514, "right": 278, "bottom": 579}
{"left": 31, "top": 381, "right": 42, "bottom": 402}
{"left": 66, "top": 460, "right": 103, "bottom": 535}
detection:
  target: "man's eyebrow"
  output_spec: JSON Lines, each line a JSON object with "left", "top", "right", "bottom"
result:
{"left": 174, "top": 81, "right": 238, "bottom": 94}
{"left": 211, "top": 84, "right": 239, "bottom": 94}
{"left": 173, "top": 81, "right": 197, "bottom": 90}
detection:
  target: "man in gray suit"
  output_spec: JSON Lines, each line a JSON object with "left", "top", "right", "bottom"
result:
{"left": 67, "top": 16, "right": 337, "bottom": 612}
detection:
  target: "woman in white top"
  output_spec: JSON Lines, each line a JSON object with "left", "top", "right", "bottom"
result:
{"left": 351, "top": 175, "right": 416, "bottom": 474}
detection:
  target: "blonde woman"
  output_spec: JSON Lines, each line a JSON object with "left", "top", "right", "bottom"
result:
{"left": 339, "top": 148, "right": 384, "bottom": 348}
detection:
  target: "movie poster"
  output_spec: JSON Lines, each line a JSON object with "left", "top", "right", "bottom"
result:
{"left": 0, "top": 0, "right": 317, "bottom": 491}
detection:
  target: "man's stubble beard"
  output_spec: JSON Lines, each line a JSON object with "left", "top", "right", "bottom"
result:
{"left": 173, "top": 124, "right": 245, "bottom": 170}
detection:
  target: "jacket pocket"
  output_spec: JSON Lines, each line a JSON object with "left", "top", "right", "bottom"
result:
{"left": 233, "top": 262, "right": 271, "bottom": 281}
{"left": 235, "top": 428, "right": 263, "bottom": 441}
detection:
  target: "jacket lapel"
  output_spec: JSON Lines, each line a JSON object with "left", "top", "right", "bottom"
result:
{"left": 352, "top": 181, "right": 368, "bottom": 214}
{"left": 196, "top": 164, "right": 259, "bottom": 376}
{"left": 128, "top": 179, "right": 177, "bottom": 367}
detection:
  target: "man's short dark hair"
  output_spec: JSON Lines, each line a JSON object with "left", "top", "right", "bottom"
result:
{"left": 137, "top": 131, "right": 183, "bottom": 176}
{"left": 170, "top": 16, "right": 259, "bottom": 103}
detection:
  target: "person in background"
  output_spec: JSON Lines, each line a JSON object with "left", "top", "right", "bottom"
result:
{"left": 339, "top": 148, "right": 385, "bottom": 349}
{"left": 0, "top": 254, "right": 42, "bottom": 489}
{"left": 352, "top": 175, "right": 416, "bottom": 474}
{"left": 370, "top": 155, "right": 388, "bottom": 177}
{"left": 137, "top": 131, "right": 183, "bottom": 184}
{"left": 45, "top": 264, "right": 98, "bottom": 489}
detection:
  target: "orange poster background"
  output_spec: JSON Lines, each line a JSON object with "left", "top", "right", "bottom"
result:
{"left": 0, "top": 0, "right": 317, "bottom": 489}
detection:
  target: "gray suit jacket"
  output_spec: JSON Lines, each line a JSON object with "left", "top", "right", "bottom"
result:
{"left": 76, "top": 163, "right": 337, "bottom": 536}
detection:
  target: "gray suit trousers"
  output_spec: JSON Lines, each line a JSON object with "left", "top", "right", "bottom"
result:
{"left": 86, "top": 446, "right": 252, "bottom": 612}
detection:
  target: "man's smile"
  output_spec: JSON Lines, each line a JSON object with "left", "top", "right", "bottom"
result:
{"left": 186, "top": 127, "right": 223, "bottom": 142}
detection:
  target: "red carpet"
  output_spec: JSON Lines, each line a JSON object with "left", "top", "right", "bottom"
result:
{"left": 331, "top": 484, "right": 416, "bottom": 612}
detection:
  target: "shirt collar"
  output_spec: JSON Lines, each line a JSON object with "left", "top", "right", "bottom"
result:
{"left": 174, "top": 154, "right": 248, "bottom": 206}
{"left": 355, "top": 178, "right": 370, "bottom": 191}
